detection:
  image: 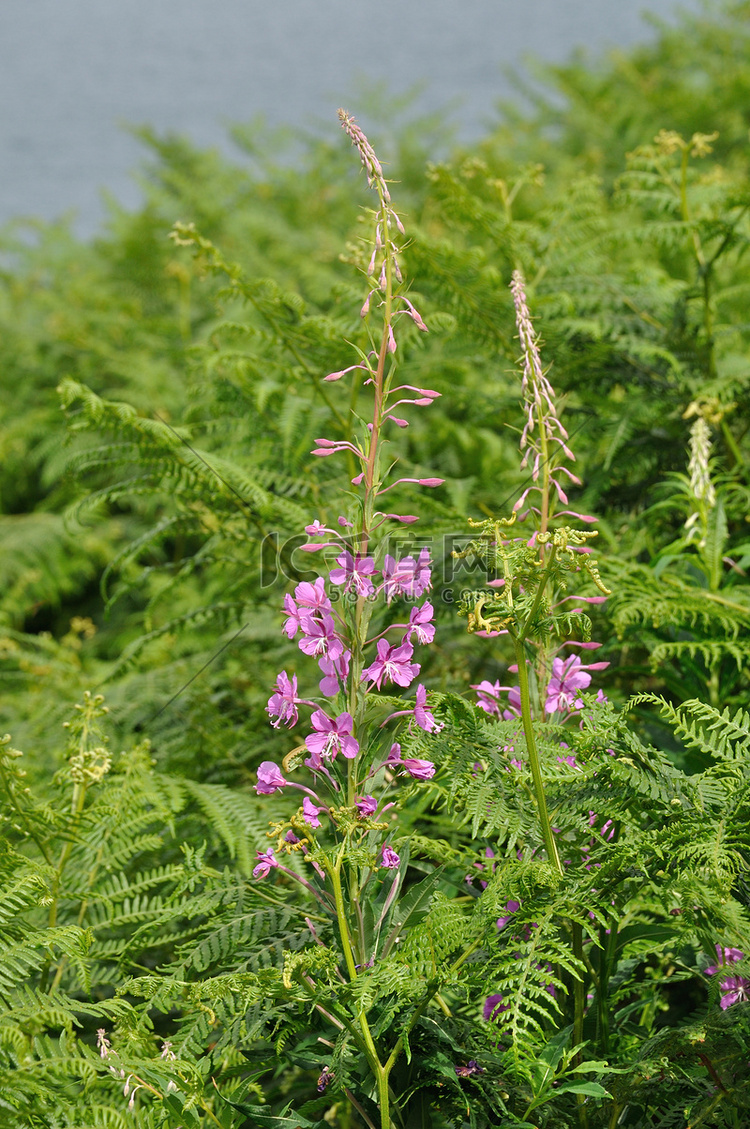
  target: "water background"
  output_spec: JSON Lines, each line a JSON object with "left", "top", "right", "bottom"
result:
{"left": 2, "top": 0, "right": 701, "bottom": 236}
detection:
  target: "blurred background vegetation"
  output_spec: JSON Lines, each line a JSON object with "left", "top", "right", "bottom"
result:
{"left": 1, "top": 0, "right": 748, "bottom": 786}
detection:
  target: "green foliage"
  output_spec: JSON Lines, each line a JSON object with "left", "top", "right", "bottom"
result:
{"left": 0, "top": 694, "right": 280, "bottom": 1127}
{"left": 1, "top": 4, "right": 750, "bottom": 1127}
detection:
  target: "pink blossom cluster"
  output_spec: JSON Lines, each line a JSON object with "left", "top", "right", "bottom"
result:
{"left": 545, "top": 654, "right": 609, "bottom": 713}
{"left": 253, "top": 545, "right": 442, "bottom": 882}
{"left": 471, "top": 652, "right": 609, "bottom": 722}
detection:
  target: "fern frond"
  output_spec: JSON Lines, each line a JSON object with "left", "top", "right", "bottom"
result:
{"left": 629, "top": 693, "right": 750, "bottom": 760}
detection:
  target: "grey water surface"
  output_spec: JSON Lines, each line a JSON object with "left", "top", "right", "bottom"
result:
{"left": 1, "top": 0, "right": 701, "bottom": 235}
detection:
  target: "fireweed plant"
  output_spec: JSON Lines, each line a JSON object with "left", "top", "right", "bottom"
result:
{"left": 441, "top": 277, "right": 750, "bottom": 1123}
{"left": 244, "top": 115, "right": 750, "bottom": 1127}
{"left": 243, "top": 110, "right": 532, "bottom": 1126}
{"left": 455, "top": 269, "right": 612, "bottom": 1065}
{"left": 251, "top": 110, "right": 454, "bottom": 1128}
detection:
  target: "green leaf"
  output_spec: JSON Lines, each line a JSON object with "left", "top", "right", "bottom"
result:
{"left": 537, "top": 1024, "right": 573, "bottom": 1071}
{"left": 163, "top": 1094, "right": 201, "bottom": 1128}
{"left": 556, "top": 1082, "right": 610, "bottom": 1098}
{"left": 217, "top": 1098, "right": 321, "bottom": 1127}
{"left": 380, "top": 866, "right": 444, "bottom": 957}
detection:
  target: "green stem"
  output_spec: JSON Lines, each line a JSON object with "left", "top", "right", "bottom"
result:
{"left": 512, "top": 634, "right": 563, "bottom": 877}
{"left": 538, "top": 401, "right": 551, "bottom": 536}
{"left": 518, "top": 550, "right": 557, "bottom": 644}
{"left": 331, "top": 845, "right": 358, "bottom": 982}
{"left": 571, "top": 923, "right": 588, "bottom": 1129}
{"left": 344, "top": 1088, "right": 379, "bottom": 1129}
{"left": 376, "top": 1069, "right": 391, "bottom": 1129}
{"left": 331, "top": 846, "right": 389, "bottom": 1123}
{"left": 677, "top": 144, "right": 716, "bottom": 381}
{"left": 597, "top": 917, "right": 619, "bottom": 1056}
{"left": 572, "top": 920, "right": 585, "bottom": 1051}
{"left": 200, "top": 1098, "right": 227, "bottom": 1129}
{"left": 347, "top": 187, "right": 395, "bottom": 804}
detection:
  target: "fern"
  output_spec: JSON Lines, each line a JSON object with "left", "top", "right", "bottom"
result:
{"left": 629, "top": 693, "right": 750, "bottom": 761}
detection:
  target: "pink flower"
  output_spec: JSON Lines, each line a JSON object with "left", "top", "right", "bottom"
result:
{"left": 267, "top": 671, "right": 301, "bottom": 728}
{"left": 386, "top": 742, "right": 403, "bottom": 765}
{"left": 401, "top": 757, "right": 435, "bottom": 780}
{"left": 355, "top": 795, "right": 378, "bottom": 817}
{"left": 381, "top": 846, "right": 400, "bottom": 869}
{"left": 253, "top": 849, "right": 278, "bottom": 879}
{"left": 545, "top": 656, "right": 592, "bottom": 713}
{"left": 299, "top": 612, "right": 344, "bottom": 660}
{"left": 318, "top": 649, "right": 351, "bottom": 697}
{"left": 329, "top": 551, "right": 377, "bottom": 597}
{"left": 381, "top": 550, "right": 431, "bottom": 600}
{"left": 413, "top": 683, "right": 443, "bottom": 732}
{"left": 405, "top": 548, "right": 432, "bottom": 597}
{"left": 295, "top": 576, "right": 332, "bottom": 612}
{"left": 362, "top": 639, "right": 420, "bottom": 690}
{"left": 588, "top": 811, "right": 616, "bottom": 841}
{"left": 406, "top": 602, "right": 435, "bottom": 645}
{"left": 706, "top": 944, "right": 745, "bottom": 976}
{"left": 381, "top": 512, "right": 419, "bottom": 524}
{"left": 472, "top": 680, "right": 520, "bottom": 718}
{"left": 311, "top": 437, "right": 365, "bottom": 460}
{"left": 705, "top": 944, "right": 750, "bottom": 1008}
{"left": 255, "top": 761, "right": 287, "bottom": 795}
{"left": 282, "top": 594, "right": 307, "bottom": 640}
{"left": 398, "top": 295, "right": 428, "bottom": 332}
{"left": 381, "top": 555, "right": 405, "bottom": 600}
{"left": 383, "top": 683, "right": 443, "bottom": 733}
{"left": 305, "top": 710, "right": 359, "bottom": 763}
{"left": 302, "top": 797, "right": 322, "bottom": 828}
{"left": 472, "top": 679, "right": 502, "bottom": 716}
{"left": 323, "top": 362, "right": 368, "bottom": 383}
{"left": 718, "top": 976, "right": 750, "bottom": 1009}
{"left": 502, "top": 687, "right": 522, "bottom": 720}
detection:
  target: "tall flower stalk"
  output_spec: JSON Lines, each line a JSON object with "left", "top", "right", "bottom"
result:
{"left": 457, "top": 273, "right": 610, "bottom": 1093}
{"left": 510, "top": 270, "right": 579, "bottom": 541}
{"left": 254, "top": 111, "right": 448, "bottom": 1129}
{"left": 461, "top": 273, "right": 609, "bottom": 857}
{"left": 507, "top": 272, "right": 605, "bottom": 876}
